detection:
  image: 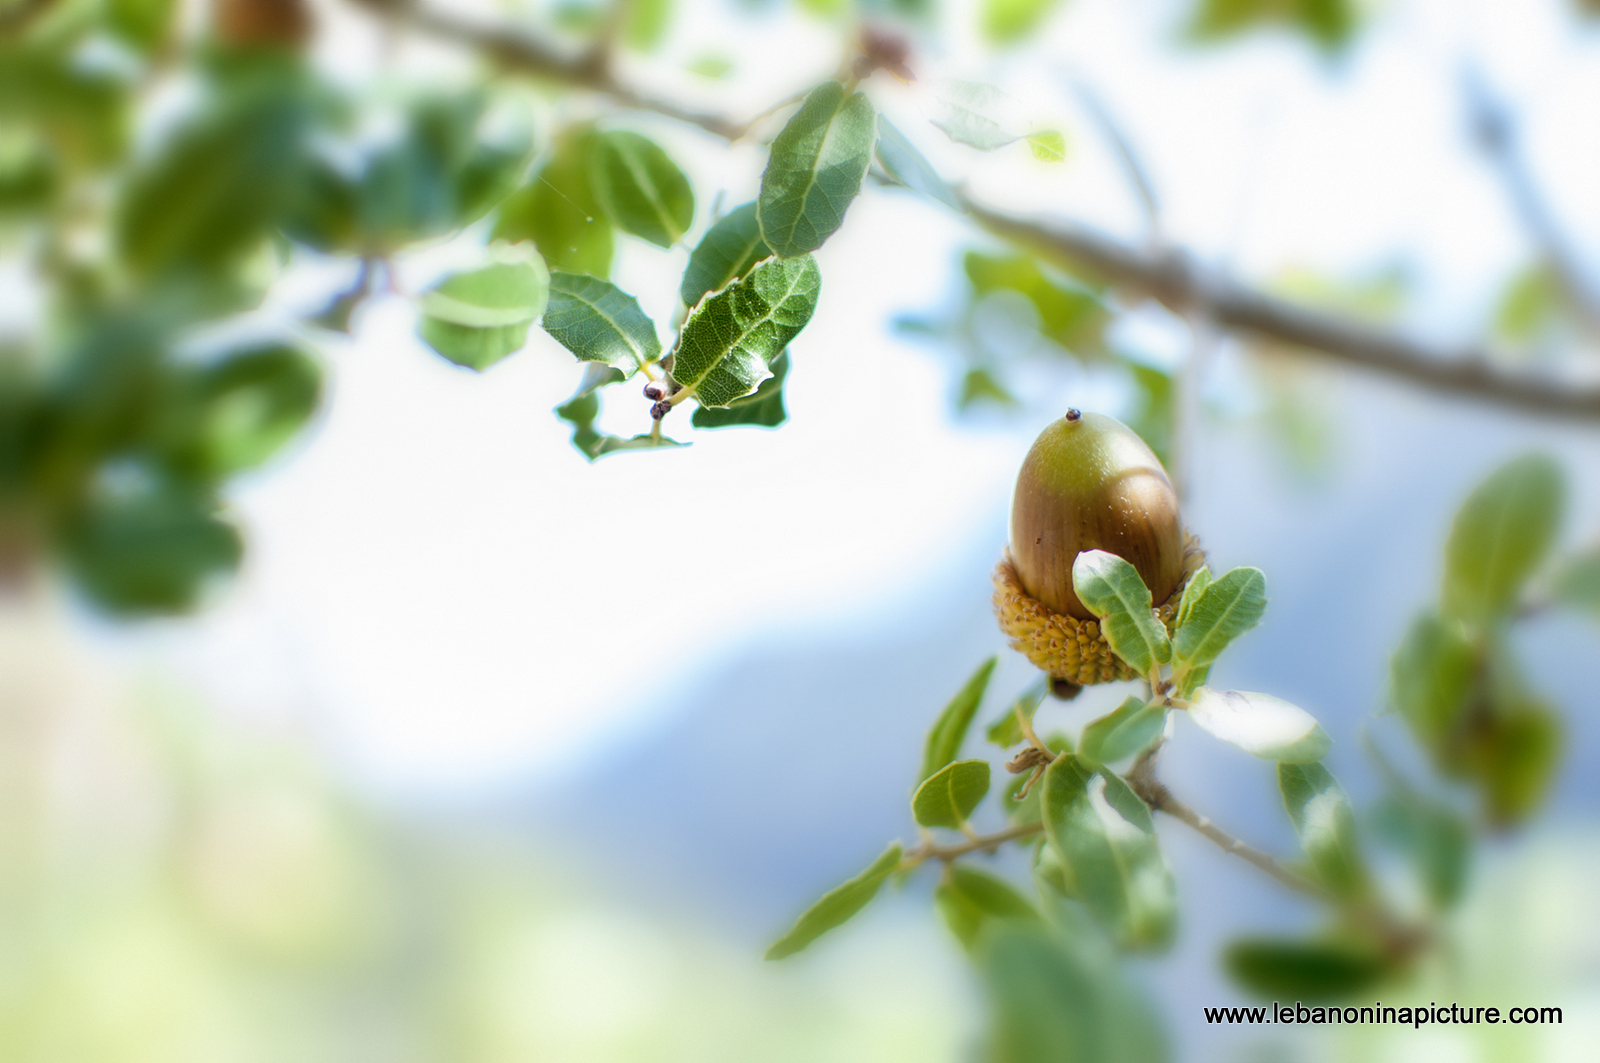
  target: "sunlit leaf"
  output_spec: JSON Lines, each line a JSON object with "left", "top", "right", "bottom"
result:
{"left": 987, "top": 680, "right": 1046, "bottom": 748}
{"left": 874, "top": 118, "right": 961, "bottom": 210}
{"left": 624, "top": 0, "right": 672, "bottom": 50}
{"left": 1041, "top": 753, "right": 1175, "bottom": 949}
{"left": 982, "top": 0, "right": 1063, "bottom": 45}
{"left": 173, "top": 344, "right": 322, "bottom": 476}
{"left": 541, "top": 272, "right": 660, "bottom": 373}
{"left": 418, "top": 253, "right": 549, "bottom": 371}
{"left": 958, "top": 367, "right": 1017, "bottom": 409}
{"left": 670, "top": 254, "right": 819, "bottom": 407}
{"left": 913, "top": 759, "right": 992, "bottom": 828}
{"left": 931, "top": 82, "right": 1022, "bottom": 151}
{"left": 590, "top": 130, "right": 695, "bottom": 248}
{"left": 1278, "top": 762, "right": 1366, "bottom": 898}
{"left": 766, "top": 843, "right": 903, "bottom": 959}
{"left": 1079, "top": 696, "right": 1166, "bottom": 765}
{"left": 680, "top": 202, "right": 771, "bottom": 308}
{"left": 963, "top": 251, "right": 1108, "bottom": 353}
{"left": 1171, "top": 566, "right": 1267, "bottom": 670}
{"left": 1188, "top": 688, "right": 1331, "bottom": 763}
{"left": 1443, "top": 453, "right": 1564, "bottom": 623}
{"left": 690, "top": 350, "right": 788, "bottom": 429}
{"left": 1390, "top": 611, "right": 1476, "bottom": 747}
{"left": 1026, "top": 130, "right": 1067, "bottom": 162}
{"left": 922, "top": 657, "right": 998, "bottom": 780}
{"left": 758, "top": 81, "right": 876, "bottom": 257}
{"left": 1188, "top": 0, "right": 1361, "bottom": 51}
{"left": 1072, "top": 550, "right": 1171, "bottom": 675}
{"left": 494, "top": 130, "right": 613, "bottom": 277}
{"left": 1173, "top": 565, "right": 1212, "bottom": 631}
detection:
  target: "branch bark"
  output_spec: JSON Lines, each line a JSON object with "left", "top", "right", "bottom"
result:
{"left": 965, "top": 197, "right": 1600, "bottom": 422}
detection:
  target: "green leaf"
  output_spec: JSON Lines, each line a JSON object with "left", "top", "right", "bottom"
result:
{"left": 670, "top": 254, "right": 819, "bottom": 407}
{"left": 963, "top": 251, "right": 1108, "bottom": 353}
{"left": 554, "top": 390, "right": 685, "bottom": 462}
{"left": 1041, "top": 753, "right": 1176, "bottom": 950}
{"left": 418, "top": 253, "right": 549, "bottom": 371}
{"left": 1173, "top": 565, "right": 1213, "bottom": 631}
{"left": 623, "top": 0, "right": 672, "bottom": 50}
{"left": 1071, "top": 550, "right": 1171, "bottom": 674}
{"left": 936, "top": 866, "right": 1041, "bottom": 951}
{"left": 931, "top": 82, "right": 1022, "bottom": 151}
{"left": 690, "top": 350, "right": 788, "bottom": 429}
{"left": 1188, "top": 688, "right": 1331, "bottom": 762}
{"left": 1369, "top": 793, "right": 1470, "bottom": 910}
{"left": 913, "top": 759, "right": 992, "bottom": 828}
{"left": 590, "top": 130, "right": 695, "bottom": 248}
{"left": 1224, "top": 938, "right": 1391, "bottom": 1001}
{"left": 958, "top": 367, "right": 1017, "bottom": 409}
{"left": 1278, "top": 762, "right": 1366, "bottom": 898}
{"left": 1188, "top": 0, "right": 1361, "bottom": 51}
{"left": 493, "top": 130, "right": 613, "bottom": 277}
{"left": 62, "top": 481, "right": 242, "bottom": 616}
{"left": 173, "top": 344, "right": 322, "bottom": 476}
{"left": 982, "top": 0, "right": 1063, "bottom": 45}
{"left": 874, "top": 118, "right": 961, "bottom": 211}
{"left": 987, "top": 680, "right": 1046, "bottom": 748}
{"left": 541, "top": 271, "right": 660, "bottom": 372}
{"left": 686, "top": 56, "right": 734, "bottom": 79}
{"left": 766, "top": 843, "right": 903, "bottom": 959}
{"left": 1472, "top": 700, "right": 1562, "bottom": 826}
{"left": 922, "top": 657, "right": 998, "bottom": 780}
{"left": 1080, "top": 697, "right": 1166, "bottom": 765}
{"left": 1390, "top": 611, "right": 1476, "bottom": 747}
{"left": 979, "top": 923, "right": 1168, "bottom": 1063}
{"left": 1026, "top": 130, "right": 1067, "bottom": 162}
{"left": 1495, "top": 262, "right": 1563, "bottom": 346}
{"left": 680, "top": 202, "right": 771, "bottom": 308}
{"left": 1553, "top": 549, "right": 1600, "bottom": 615}
{"left": 758, "top": 81, "right": 876, "bottom": 257}
{"left": 1443, "top": 454, "right": 1565, "bottom": 623}
{"left": 1171, "top": 566, "right": 1267, "bottom": 670}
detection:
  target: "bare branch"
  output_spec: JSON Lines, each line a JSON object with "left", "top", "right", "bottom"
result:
{"left": 1463, "top": 67, "right": 1600, "bottom": 333}
{"left": 965, "top": 196, "right": 1600, "bottom": 422}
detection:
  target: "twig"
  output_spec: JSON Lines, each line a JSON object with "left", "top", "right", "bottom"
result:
{"left": 1463, "top": 66, "right": 1600, "bottom": 334}
{"left": 964, "top": 196, "right": 1600, "bottom": 422}
{"left": 1068, "top": 78, "right": 1161, "bottom": 244}
{"left": 903, "top": 821, "right": 1044, "bottom": 866}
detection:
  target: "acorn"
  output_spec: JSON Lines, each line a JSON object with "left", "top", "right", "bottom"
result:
{"left": 994, "top": 409, "right": 1204, "bottom": 685}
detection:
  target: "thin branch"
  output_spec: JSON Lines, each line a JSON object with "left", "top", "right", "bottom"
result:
{"left": 964, "top": 196, "right": 1600, "bottom": 422}
{"left": 1068, "top": 78, "right": 1161, "bottom": 243}
{"left": 1463, "top": 67, "right": 1600, "bottom": 334}
{"left": 904, "top": 821, "right": 1044, "bottom": 865}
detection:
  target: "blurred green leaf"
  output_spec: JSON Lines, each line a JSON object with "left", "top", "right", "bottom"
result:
{"left": 1125, "top": 362, "right": 1174, "bottom": 467}
{"left": 553, "top": 390, "right": 685, "bottom": 461}
{"left": 758, "top": 81, "right": 876, "bottom": 257}
{"left": 418, "top": 254, "right": 550, "bottom": 371}
{"left": 874, "top": 118, "right": 961, "bottom": 210}
{"left": 1369, "top": 793, "right": 1470, "bottom": 910}
{"left": 1188, "top": 688, "right": 1330, "bottom": 762}
{"left": 1443, "top": 454, "right": 1564, "bottom": 624}
{"left": 931, "top": 82, "right": 1021, "bottom": 151}
{"left": 1472, "top": 700, "right": 1562, "bottom": 826}
{"left": 107, "top": 0, "right": 179, "bottom": 52}
{"left": 1553, "top": 548, "right": 1600, "bottom": 615}
{"left": 1278, "top": 762, "right": 1366, "bottom": 898}
{"left": 1188, "top": 0, "right": 1360, "bottom": 51}
{"left": 1390, "top": 611, "right": 1476, "bottom": 747}
{"left": 979, "top": 922, "right": 1169, "bottom": 1063}
{"left": 542, "top": 272, "right": 660, "bottom": 373}
{"left": 686, "top": 56, "right": 734, "bottom": 79}
{"left": 1080, "top": 696, "right": 1166, "bottom": 765}
{"left": 1171, "top": 566, "right": 1267, "bottom": 671}
{"left": 983, "top": 0, "right": 1062, "bottom": 45}
{"left": 690, "top": 350, "right": 789, "bottom": 429}
{"left": 670, "top": 254, "right": 819, "bottom": 407}
{"left": 923, "top": 656, "right": 998, "bottom": 780}
{"left": 1495, "top": 262, "right": 1562, "bottom": 346}
{"left": 680, "top": 202, "right": 771, "bottom": 308}
{"left": 958, "top": 367, "right": 1017, "bottom": 410}
{"left": 494, "top": 130, "right": 613, "bottom": 277}
{"left": 1224, "top": 938, "right": 1390, "bottom": 1001}
{"left": 766, "top": 843, "right": 903, "bottom": 959}
{"left": 987, "top": 680, "right": 1045, "bottom": 748}
{"left": 61, "top": 480, "right": 242, "bottom": 615}
{"left": 0, "top": 46, "right": 131, "bottom": 168}
{"left": 624, "top": 0, "right": 673, "bottom": 50}
{"left": 913, "top": 759, "right": 992, "bottom": 828}
{"left": 1072, "top": 550, "right": 1171, "bottom": 675}
{"left": 590, "top": 130, "right": 694, "bottom": 248}
{"left": 1026, "top": 130, "right": 1067, "bottom": 162}
{"left": 1041, "top": 753, "right": 1175, "bottom": 949}
{"left": 964, "top": 252, "right": 1107, "bottom": 353}
{"left": 936, "top": 866, "right": 1041, "bottom": 951}
{"left": 173, "top": 345, "right": 321, "bottom": 477}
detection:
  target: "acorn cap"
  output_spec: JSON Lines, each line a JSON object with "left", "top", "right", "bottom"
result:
{"left": 1009, "top": 409, "right": 1183, "bottom": 620}
{"left": 994, "top": 534, "right": 1207, "bottom": 685}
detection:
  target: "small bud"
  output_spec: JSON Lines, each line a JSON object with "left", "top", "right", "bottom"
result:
{"left": 1050, "top": 679, "right": 1082, "bottom": 701}
{"left": 650, "top": 400, "right": 672, "bottom": 420}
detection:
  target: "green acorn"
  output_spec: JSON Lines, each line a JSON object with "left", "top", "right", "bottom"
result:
{"left": 994, "top": 409, "right": 1203, "bottom": 686}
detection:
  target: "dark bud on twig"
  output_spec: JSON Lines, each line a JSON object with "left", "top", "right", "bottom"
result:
{"left": 857, "top": 27, "right": 915, "bottom": 82}
{"left": 649, "top": 400, "right": 672, "bottom": 421}
{"left": 643, "top": 384, "right": 664, "bottom": 400}
{"left": 1050, "top": 678, "right": 1083, "bottom": 701}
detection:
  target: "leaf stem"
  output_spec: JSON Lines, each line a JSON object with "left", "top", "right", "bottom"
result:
{"left": 902, "top": 821, "right": 1044, "bottom": 867}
